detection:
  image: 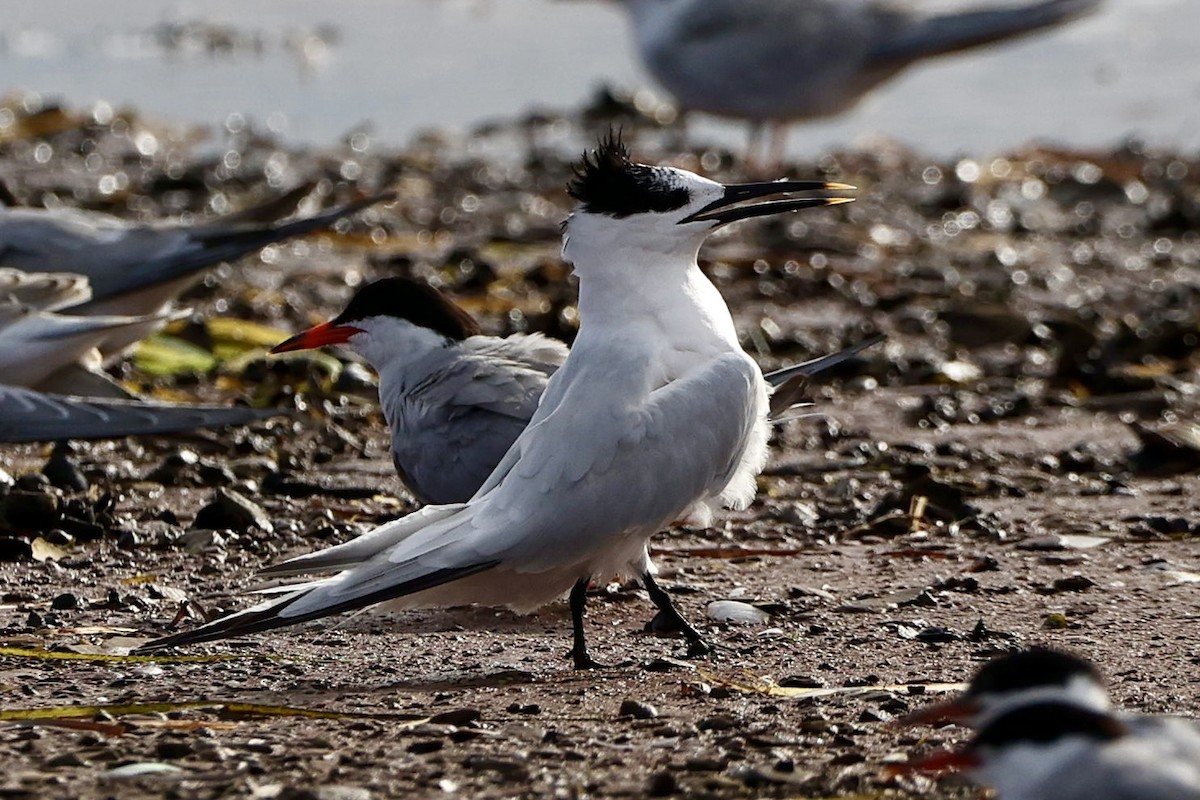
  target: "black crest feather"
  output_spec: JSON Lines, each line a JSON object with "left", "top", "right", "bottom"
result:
{"left": 567, "top": 130, "right": 690, "bottom": 218}
{"left": 334, "top": 277, "right": 481, "bottom": 341}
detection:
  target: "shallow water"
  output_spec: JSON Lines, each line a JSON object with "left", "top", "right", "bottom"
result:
{"left": 2, "top": 0, "right": 1198, "bottom": 156}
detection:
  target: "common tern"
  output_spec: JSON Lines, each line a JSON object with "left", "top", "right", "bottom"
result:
{"left": 138, "top": 134, "right": 853, "bottom": 666}
{"left": 270, "top": 276, "right": 881, "bottom": 504}
{"left": 618, "top": 0, "right": 1102, "bottom": 163}
{"left": 902, "top": 648, "right": 1200, "bottom": 766}
{"left": 0, "top": 190, "right": 393, "bottom": 355}
{"left": 905, "top": 701, "right": 1200, "bottom": 799}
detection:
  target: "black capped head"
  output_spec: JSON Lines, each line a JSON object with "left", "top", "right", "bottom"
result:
{"left": 334, "top": 277, "right": 481, "bottom": 341}
{"left": 971, "top": 702, "right": 1126, "bottom": 752}
{"left": 567, "top": 131, "right": 691, "bottom": 218}
{"left": 271, "top": 276, "right": 481, "bottom": 355}
{"left": 967, "top": 648, "right": 1103, "bottom": 700}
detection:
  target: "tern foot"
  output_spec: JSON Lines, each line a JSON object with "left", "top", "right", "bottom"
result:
{"left": 684, "top": 637, "right": 714, "bottom": 659}
{"left": 569, "top": 648, "right": 624, "bottom": 670}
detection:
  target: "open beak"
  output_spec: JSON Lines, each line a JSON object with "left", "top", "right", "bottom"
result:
{"left": 679, "top": 180, "right": 854, "bottom": 225}
{"left": 887, "top": 749, "right": 980, "bottom": 776}
{"left": 270, "top": 320, "right": 363, "bottom": 354}
{"left": 895, "top": 698, "right": 980, "bottom": 728}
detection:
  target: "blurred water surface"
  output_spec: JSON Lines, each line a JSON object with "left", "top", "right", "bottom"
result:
{"left": 2, "top": 0, "right": 1198, "bottom": 155}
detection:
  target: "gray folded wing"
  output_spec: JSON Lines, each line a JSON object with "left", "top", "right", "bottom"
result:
{"left": 0, "top": 385, "right": 276, "bottom": 442}
{"left": 0, "top": 268, "right": 92, "bottom": 311}
{"left": 868, "top": 0, "right": 1103, "bottom": 68}
{"left": 0, "top": 192, "right": 395, "bottom": 308}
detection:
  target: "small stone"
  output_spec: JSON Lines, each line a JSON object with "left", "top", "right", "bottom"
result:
{"left": 645, "top": 771, "right": 678, "bottom": 797}
{"left": 192, "top": 488, "right": 273, "bottom": 534}
{"left": 407, "top": 740, "right": 443, "bottom": 754}
{"left": 788, "top": 585, "right": 835, "bottom": 601}
{"left": 429, "top": 708, "right": 481, "bottom": 726}
{"left": 316, "top": 786, "right": 372, "bottom": 800}
{"left": 779, "top": 675, "right": 825, "bottom": 688}
{"left": 697, "top": 714, "right": 737, "bottom": 732}
{"left": 706, "top": 600, "right": 771, "bottom": 624}
{"left": 146, "top": 450, "right": 200, "bottom": 485}
{"left": 1043, "top": 612, "right": 1071, "bottom": 629}
{"left": 461, "top": 755, "right": 529, "bottom": 781}
{"left": 1047, "top": 575, "right": 1096, "bottom": 594}
{"left": 1, "top": 490, "right": 62, "bottom": 530}
{"left": 45, "top": 751, "right": 88, "bottom": 768}
{"left": 858, "top": 707, "right": 893, "bottom": 723}
{"left": 14, "top": 473, "right": 50, "bottom": 491}
{"left": 117, "top": 530, "right": 142, "bottom": 550}
{"left": 0, "top": 537, "right": 33, "bottom": 561}
{"left": 42, "top": 445, "right": 88, "bottom": 492}
{"left": 155, "top": 740, "right": 193, "bottom": 759}
{"left": 642, "top": 657, "right": 695, "bottom": 673}
{"left": 915, "top": 626, "right": 960, "bottom": 643}
{"left": 51, "top": 593, "right": 80, "bottom": 610}
{"left": 181, "top": 529, "right": 228, "bottom": 553}
{"left": 618, "top": 699, "right": 659, "bottom": 719}
{"left": 506, "top": 702, "right": 540, "bottom": 715}
{"left": 44, "top": 529, "right": 74, "bottom": 546}
{"left": 58, "top": 515, "right": 105, "bottom": 541}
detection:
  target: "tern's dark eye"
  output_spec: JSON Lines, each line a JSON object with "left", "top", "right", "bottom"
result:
{"left": 568, "top": 132, "right": 690, "bottom": 218}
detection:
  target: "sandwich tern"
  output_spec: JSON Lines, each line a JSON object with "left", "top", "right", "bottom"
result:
{"left": 138, "top": 134, "right": 853, "bottom": 667}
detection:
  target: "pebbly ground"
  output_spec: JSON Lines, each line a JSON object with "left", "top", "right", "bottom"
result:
{"left": 1, "top": 95, "right": 1199, "bottom": 798}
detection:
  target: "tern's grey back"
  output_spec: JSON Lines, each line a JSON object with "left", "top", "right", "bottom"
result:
{"left": 381, "top": 333, "right": 566, "bottom": 504}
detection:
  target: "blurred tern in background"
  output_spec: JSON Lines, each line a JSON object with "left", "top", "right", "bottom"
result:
{"left": 0, "top": 188, "right": 393, "bottom": 356}
{"left": 0, "top": 267, "right": 276, "bottom": 441}
{"left": 271, "top": 276, "right": 881, "bottom": 504}
{"left": 0, "top": 384, "right": 274, "bottom": 443}
{"left": 617, "top": 0, "right": 1103, "bottom": 166}
{"left": 0, "top": 266, "right": 179, "bottom": 397}
{"left": 902, "top": 648, "right": 1200, "bottom": 762}
{"left": 902, "top": 701, "right": 1200, "bottom": 799}
{"left": 139, "top": 134, "right": 853, "bottom": 666}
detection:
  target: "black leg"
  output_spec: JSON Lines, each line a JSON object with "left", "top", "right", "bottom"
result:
{"left": 643, "top": 573, "right": 712, "bottom": 658}
{"left": 569, "top": 577, "right": 608, "bottom": 670}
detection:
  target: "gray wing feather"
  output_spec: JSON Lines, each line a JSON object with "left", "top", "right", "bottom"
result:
{"left": 256, "top": 503, "right": 468, "bottom": 578}
{"left": 0, "top": 192, "right": 394, "bottom": 305}
{"left": 0, "top": 385, "right": 276, "bottom": 442}
{"left": 385, "top": 347, "right": 554, "bottom": 503}
{"left": 470, "top": 350, "right": 762, "bottom": 569}
{"left": 868, "top": 0, "right": 1103, "bottom": 67}
{"left": 0, "top": 268, "right": 92, "bottom": 311}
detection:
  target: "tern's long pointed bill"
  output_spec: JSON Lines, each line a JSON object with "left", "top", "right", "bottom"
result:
{"left": 680, "top": 180, "right": 855, "bottom": 225}
{"left": 270, "top": 320, "right": 362, "bottom": 353}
